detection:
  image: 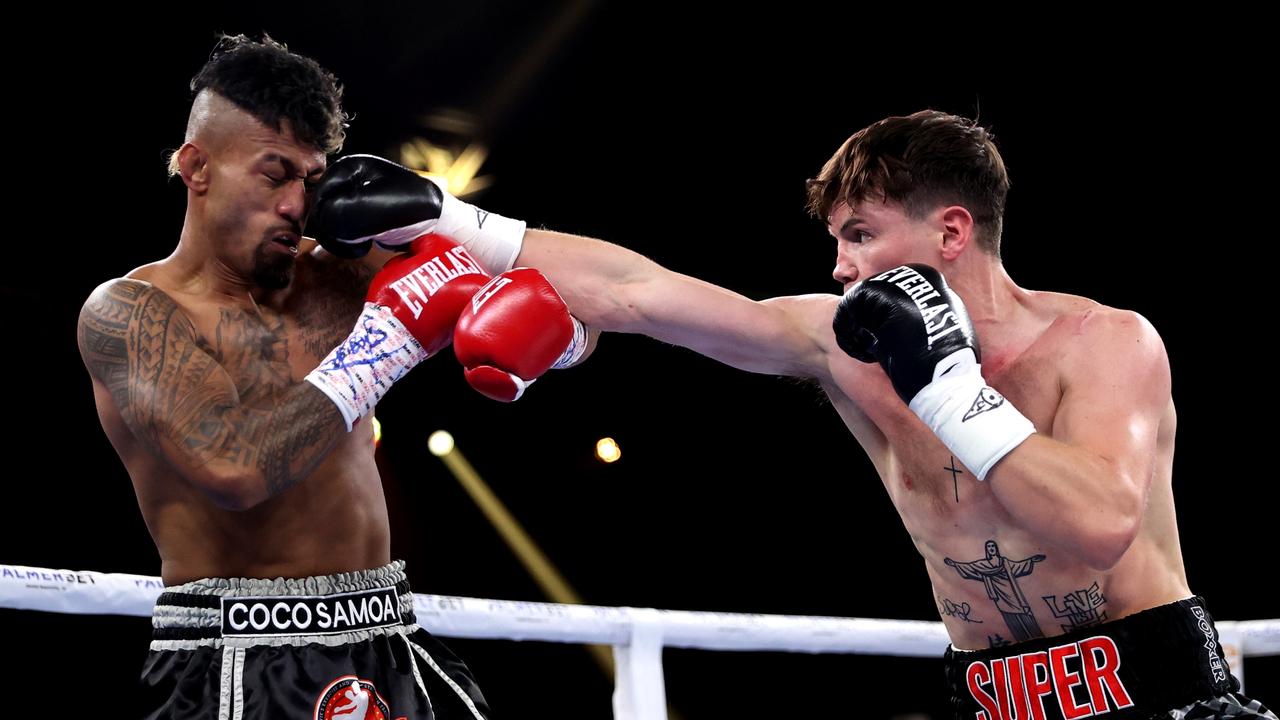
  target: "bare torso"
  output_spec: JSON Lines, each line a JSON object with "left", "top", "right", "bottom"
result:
{"left": 87, "top": 245, "right": 389, "bottom": 585}
{"left": 815, "top": 290, "right": 1188, "bottom": 649}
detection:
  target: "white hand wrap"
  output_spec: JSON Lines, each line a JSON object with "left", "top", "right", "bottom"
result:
{"left": 433, "top": 187, "right": 526, "bottom": 274}
{"left": 305, "top": 303, "right": 430, "bottom": 431}
{"left": 551, "top": 317, "right": 589, "bottom": 370}
{"left": 907, "top": 348, "right": 1035, "bottom": 481}
{"left": 364, "top": 179, "right": 525, "bottom": 275}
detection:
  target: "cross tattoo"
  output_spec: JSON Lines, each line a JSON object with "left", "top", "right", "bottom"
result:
{"left": 944, "top": 456, "right": 963, "bottom": 502}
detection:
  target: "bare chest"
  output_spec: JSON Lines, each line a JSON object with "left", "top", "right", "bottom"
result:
{"left": 837, "top": 330, "right": 1068, "bottom": 532}
{"left": 182, "top": 270, "right": 367, "bottom": 402}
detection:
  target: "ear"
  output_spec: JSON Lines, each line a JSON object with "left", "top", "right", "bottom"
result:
{"left": 176, "top": 142, "right": 210, "bottom": 194}
{"left": 938, "top": 205, "right": 975, "bottom": 261}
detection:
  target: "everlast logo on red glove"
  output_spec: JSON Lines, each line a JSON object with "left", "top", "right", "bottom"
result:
{"left": 386, "top": 246, "right": 485, "bottom": 320}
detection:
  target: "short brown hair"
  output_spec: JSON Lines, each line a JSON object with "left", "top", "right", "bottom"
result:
{"left": 806, "top": 110, "right": 1010, "bottom": 255}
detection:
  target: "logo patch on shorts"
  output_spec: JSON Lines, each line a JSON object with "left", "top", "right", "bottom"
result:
{"left": 219, "top": 586, "right": 401, "bottom": 637}
{"left": 963, "top": 387, "right": 1005, "bottom": 422}
{"left": 1190, "top": 605, "right": 1228, "bottom": 683}
{"left": 315, "top": 676, "right": 391, "bottom": 720}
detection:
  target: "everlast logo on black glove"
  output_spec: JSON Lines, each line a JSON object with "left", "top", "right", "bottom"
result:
{"left": 865, "top": 266, "right": 962, "bottom": 351}
{"left": 868, "top": 266, "right": 964, "bottom": 348}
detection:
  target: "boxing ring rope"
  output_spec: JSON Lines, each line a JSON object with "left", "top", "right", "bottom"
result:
{"left": 4, "top": 564, "right": 1279, "bottom": 720}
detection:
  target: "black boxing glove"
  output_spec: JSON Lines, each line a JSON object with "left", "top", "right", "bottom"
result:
{"left": 834, "top": 264, "right": 1034, "bottom": 480}
{"left": 306, "top": 154, "right": 525, "bottom": 274}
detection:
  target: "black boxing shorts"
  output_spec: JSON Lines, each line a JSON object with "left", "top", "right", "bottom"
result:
{"left": 943, "top": 596, "right": 1274, "bottom": 720}
{"left": 140, "top": 561, "right": 491, "bottom": 720}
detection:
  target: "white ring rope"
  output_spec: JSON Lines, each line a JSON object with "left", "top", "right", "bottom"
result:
{"left": 8, "top": 564, "right": 1277, "bottom": 720}
{"left": 3, "top": 564, "right": 1277, "bottom": 658}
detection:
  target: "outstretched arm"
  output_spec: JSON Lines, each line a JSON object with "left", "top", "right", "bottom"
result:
{"left": 517, "top": 229, "right": 835, "bottom": 379}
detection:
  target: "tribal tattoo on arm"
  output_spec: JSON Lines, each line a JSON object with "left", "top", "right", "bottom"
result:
{"left": 77, "top": 279, "right": 347, "bottom": 503}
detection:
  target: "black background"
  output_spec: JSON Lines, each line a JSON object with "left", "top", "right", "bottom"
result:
{"left": 2, "top": 4, "right": 1275, "bottom": 717}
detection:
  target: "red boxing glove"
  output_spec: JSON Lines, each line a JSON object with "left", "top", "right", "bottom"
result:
{"left": 453, "top": 268, "right": 587, "bottom": 401}
{"left": 366, "top": 234, "right": 491, "bottom": 355}
{"left": 306, "top": 234, "right": 490, "bottom": 429}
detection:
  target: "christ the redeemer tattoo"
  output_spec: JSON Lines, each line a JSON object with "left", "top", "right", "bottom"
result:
{"left": 944, "top": 540, "right": 1046, "bottom": 642}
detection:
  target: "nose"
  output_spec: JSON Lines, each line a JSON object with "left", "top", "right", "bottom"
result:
{"left": 832, "top": 247, "right": 858, "bottom": 287}
{"left": 277, "top": 180, "right": 307, "bottom": 224}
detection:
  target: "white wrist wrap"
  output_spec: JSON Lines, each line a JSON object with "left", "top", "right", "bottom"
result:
{"left": 907, "top": 349, "right": 1035, "bottom": 481}
{"left": 432, "top": 180, "right": 525, "bottom": 274}
{"left": 551, "top": 317, "right": 589, "bottom": 370}
{"left": 306, "top": 302, "right": 431, "bottom": 431}
{"left": 362, "top": 181, "right": 525, "bottom": 275}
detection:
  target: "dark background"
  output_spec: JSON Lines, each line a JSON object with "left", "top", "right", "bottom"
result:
{"left": 2, "top": 4, "right": 1275, "bottom": 717}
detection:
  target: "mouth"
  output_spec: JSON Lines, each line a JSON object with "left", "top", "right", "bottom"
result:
{"left": 269, "top": 232, "right": 300, "bottom": 255}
